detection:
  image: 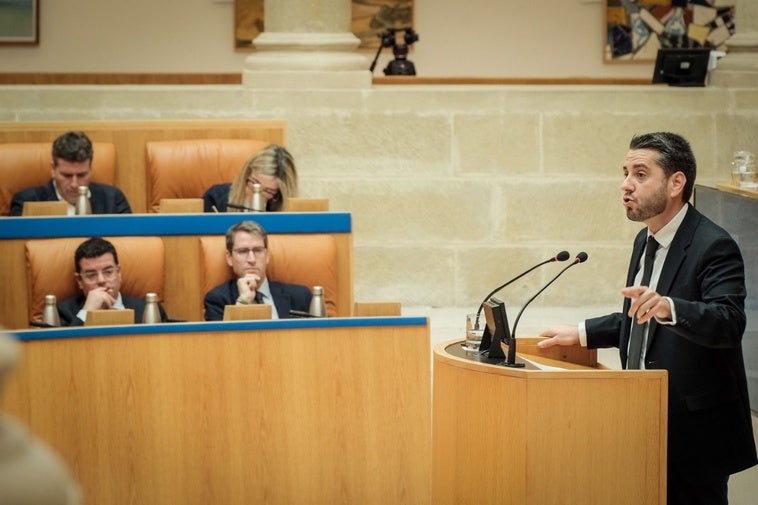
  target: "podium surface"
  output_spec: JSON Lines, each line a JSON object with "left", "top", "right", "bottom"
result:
{"left": 432, "top": 340, "right": 667, "bottom": 505}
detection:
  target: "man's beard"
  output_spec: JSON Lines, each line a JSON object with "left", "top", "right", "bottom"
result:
{"left": 626, "top": 184, "right": 667, "bottom": 222}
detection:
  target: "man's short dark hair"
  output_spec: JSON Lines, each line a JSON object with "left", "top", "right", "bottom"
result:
{"left": 629, "top": 132, "right": 696, "bottom": 202}
{"left": 52, "top": 131, "right": 93, "bottom": 166}
{"left": 74, "top": 237, "right": 118, "bottom": 273}
{"left": 225, "top": 221, "right": 268, "bottom": 251}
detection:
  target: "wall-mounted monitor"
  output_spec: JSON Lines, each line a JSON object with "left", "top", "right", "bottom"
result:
{"left": 652, "top": 48, "right": 711, "bottom": 87}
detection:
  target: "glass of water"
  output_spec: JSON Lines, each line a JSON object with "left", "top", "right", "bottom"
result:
{"left": 464, "top": 313, "right": 484, "bottom": 351}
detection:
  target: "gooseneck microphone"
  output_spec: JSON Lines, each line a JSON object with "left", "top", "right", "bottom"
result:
{"left": 474, "top": 250, "right": 570, "bottom": 330}
{"left": 505, "top": 252, "right": 588, "bottom": 367}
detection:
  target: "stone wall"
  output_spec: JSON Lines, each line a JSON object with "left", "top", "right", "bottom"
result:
{"left": 2, "top": 84, "right": 757, "bottom": 309}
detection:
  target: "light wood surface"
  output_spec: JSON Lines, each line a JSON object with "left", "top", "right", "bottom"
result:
{"left": 432, "top": 340, "right": 667, "bottom": 505}
{"left": 21, "top": 201, "right": 67, "bottom": 216}
{"left": 353, "top": 301, "right": 402, "bottom": 317}
{"left": 284, "top": 198, "right": 330, "bottom": 212}
{"left": 84, "top": 309, "right": 135, "bottom": 326}
{"left": 0, "top": 73, "right": 652, "bottom": 86}
{"left": 714, "top": 183, "right": 758, "bottom": 200}
{"left": 2, "top": 320, "right": 431, "bottom": 505}
{"left": 0, "top": 120, "right": 286, "bottom": 213}
{"left": 222, "top": 303, "right": 272, "bottom": 320}
{"left": 159, "top": 198, "right": 205, "bottom": 213}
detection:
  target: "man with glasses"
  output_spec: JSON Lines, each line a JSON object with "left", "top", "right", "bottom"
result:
{"left": 10, "top": 131, "right": 132, "bottom": 216}
{"left": 203, "top": 220, "right": 312, "bottom": 321}
{"left": 58, "top": 237, "right": 167, "bottom": 325}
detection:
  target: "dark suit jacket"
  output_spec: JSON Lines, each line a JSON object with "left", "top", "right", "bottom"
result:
{"left": 203, "top": 183, "right": 232, "bottom": 213}
{"left": 204, "top": 279, "right": 312, "bottom": 321}
{"left": 9, "top": 180, "right": 132, "bottom": 216}
{"left": 57, "top": 294, "right": 168, "bottom": 326}
{"left": 585, "top": 204, "right": 757, "bottom": 482}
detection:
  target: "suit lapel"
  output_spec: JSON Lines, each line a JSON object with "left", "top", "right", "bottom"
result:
{"left": 646, "top": 205, "right": 699, "bottom": 351}
{"left": 655, "top": 205, "right": 698, "bottom": 297}
{"left": 268, "top": 281, "right": 290, "bottom": 318}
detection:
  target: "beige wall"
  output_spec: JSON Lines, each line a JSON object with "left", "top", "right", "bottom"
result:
{"left": 2, "top": 84, "right": 756, "bottom": 310}
{"left": 0, "top": 0, "right": 656, "bottom": 78}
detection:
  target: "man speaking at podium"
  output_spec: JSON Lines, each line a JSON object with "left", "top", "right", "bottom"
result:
{"left": 538, "top": 132, "right": 756, "bottom": 505}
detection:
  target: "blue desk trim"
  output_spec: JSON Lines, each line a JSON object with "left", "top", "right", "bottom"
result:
{"left": 12, "top": 316, "right": 429, "bottom": 341}
{"left": 0, "top": 213, "right": 352, "bottom": 239}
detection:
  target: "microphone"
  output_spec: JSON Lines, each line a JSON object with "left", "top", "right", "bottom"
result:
{"left": 29, "top": 320, "right": 55, "bottom": 328}
{"left": 475, "top": 250, "right": 570, "bottom": 331}
{"left": 505, "top": 252, "right": 588, "bottom": 367}
{"left": 226, "top": 202, "right": 262, "bottom": 212}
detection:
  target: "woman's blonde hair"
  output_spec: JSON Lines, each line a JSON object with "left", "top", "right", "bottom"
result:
{"left": 228, "top": 144, "right": 298, "bottom": 212}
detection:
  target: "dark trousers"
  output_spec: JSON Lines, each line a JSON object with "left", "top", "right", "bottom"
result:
{"left": 667, "top": 465, "right": 729, "bottom": 505}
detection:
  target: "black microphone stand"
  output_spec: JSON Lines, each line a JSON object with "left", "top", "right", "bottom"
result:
{"left": 505, "top": 253, "right": 587, "bottom": 367}
{"left": 476, "top": 252, "right": 569, "bottom": 354}
{"left": 226, "top": 202, "right": 261, "bottom": 212}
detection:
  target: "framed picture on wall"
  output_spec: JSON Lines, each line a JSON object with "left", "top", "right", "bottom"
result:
{"left": 234, "top": 0, "right": 413, "bottom": 50}
{"left": 604, "top": 0, "right": 735, "bottom": 63}
{"left": 0, "top": 0, "right": 38, "bottom": 46}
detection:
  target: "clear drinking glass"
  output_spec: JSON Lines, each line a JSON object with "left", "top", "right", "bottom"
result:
{"left": 731, "top": 150, "right": 757, "bottom": 189}
{"left": 464, "top": 313, "right": 484, "bottom": 351}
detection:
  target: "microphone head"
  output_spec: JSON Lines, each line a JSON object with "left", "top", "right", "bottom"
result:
{"left": 555, "top": 250, "right": 570, "bottom": 262}
{"left": 575, "top": 252, "right": 589, "bottom": 263}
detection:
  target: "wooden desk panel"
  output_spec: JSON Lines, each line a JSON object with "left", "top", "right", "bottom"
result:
{"left": 2, "top": 318, "right": 431, "bottom": 505}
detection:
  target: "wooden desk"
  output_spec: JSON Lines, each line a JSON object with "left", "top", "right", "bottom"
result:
{"left": 432, "top": 340, "right": 668, "bottom": 505}
{"left": 2, "top": 317, "right": 431, "bottom": 505}
{"left": 0, "top": 212, "right": 354, "bottom": 328}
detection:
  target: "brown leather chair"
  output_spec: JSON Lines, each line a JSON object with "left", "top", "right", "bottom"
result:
{"left": 25, "top": 236, "right": 165, "bottom": 323}
{"left": 0, "top": 142, "right": 117, "bottom": 216}
{"left": 145, "top": 139, "right": 270, "bottom": 213}
{"left": 199, "top": 234, "right": 339, "bottom": 318}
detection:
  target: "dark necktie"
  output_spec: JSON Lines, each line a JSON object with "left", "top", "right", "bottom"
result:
{"left": 627, "top": 236, "right": 659, "bottom": 370}
{"left": 254, "top": 291, "right": 264, "bottom": 304}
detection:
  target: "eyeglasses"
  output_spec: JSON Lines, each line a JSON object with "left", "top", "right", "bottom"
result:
{"left": 232, "top": 247, "right": 267, "bottom": 259}
{"left": 78, "top": 265, "right": 119, "bottom": 283}
{"left": 247, "top": 177, "right": 280, "bottom": 197}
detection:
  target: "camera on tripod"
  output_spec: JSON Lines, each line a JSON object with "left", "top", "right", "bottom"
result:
{"left": 370, "top": 27, "right": 419, "bottom": 76}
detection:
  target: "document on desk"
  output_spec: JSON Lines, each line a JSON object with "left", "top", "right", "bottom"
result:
{"left": 519, "top": 355, "right": 566, "bottom": 371}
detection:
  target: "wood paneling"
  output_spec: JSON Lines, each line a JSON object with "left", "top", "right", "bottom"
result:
{"left": 432, "top": 340, "right": 667, "bottom": 505}
{"left": 2, "top": 320, "right": 431, "bottom": 505}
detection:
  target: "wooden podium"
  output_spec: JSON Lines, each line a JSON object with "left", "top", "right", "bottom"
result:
{"left": 432, "top": 339, "right": 668, "bottom": 505}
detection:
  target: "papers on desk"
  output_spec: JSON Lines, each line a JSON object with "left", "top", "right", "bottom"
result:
{"left": 519, "top": 355, "right": 566, "bottom": 371}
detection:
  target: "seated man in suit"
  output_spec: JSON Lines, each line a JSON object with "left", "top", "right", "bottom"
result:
{"left": 204, "top": 220, "right": 312, "bottom": 321}
{"left": 58, "top": 237, "right": 168, "bottom": 326}
{"left": 9, "top": 131, "right": 132, "bottom": 216}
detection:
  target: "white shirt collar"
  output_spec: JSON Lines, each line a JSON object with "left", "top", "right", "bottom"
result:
{"left": 53, "top": 183, "right": 90, "bottom": 216}
{"left": 648, "top": 204, "right": 688, "bottom": 249}
{"left": 256, "top": 278, "right": 279, "bottom": 319}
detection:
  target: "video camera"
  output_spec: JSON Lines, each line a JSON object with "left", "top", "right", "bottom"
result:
{"left": 370, "top": 27, "right": 419, "bottom": 76}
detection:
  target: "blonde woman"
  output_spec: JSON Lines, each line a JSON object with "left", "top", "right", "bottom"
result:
{"left": 203, "top": 144, "right": 298, "bottom": 213}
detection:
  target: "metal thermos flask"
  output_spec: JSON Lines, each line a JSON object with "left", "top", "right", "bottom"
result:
{"left": 309, "top": 286, "right": 326, "bottom": 318}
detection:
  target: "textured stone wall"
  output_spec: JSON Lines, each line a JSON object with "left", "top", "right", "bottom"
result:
{"left": 2, "top": 84, "right": 757, "bottom": 309}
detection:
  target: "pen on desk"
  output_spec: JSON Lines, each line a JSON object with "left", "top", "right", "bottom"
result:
{"left": 212, "top": 205, "right": 219, "bottom": 213}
